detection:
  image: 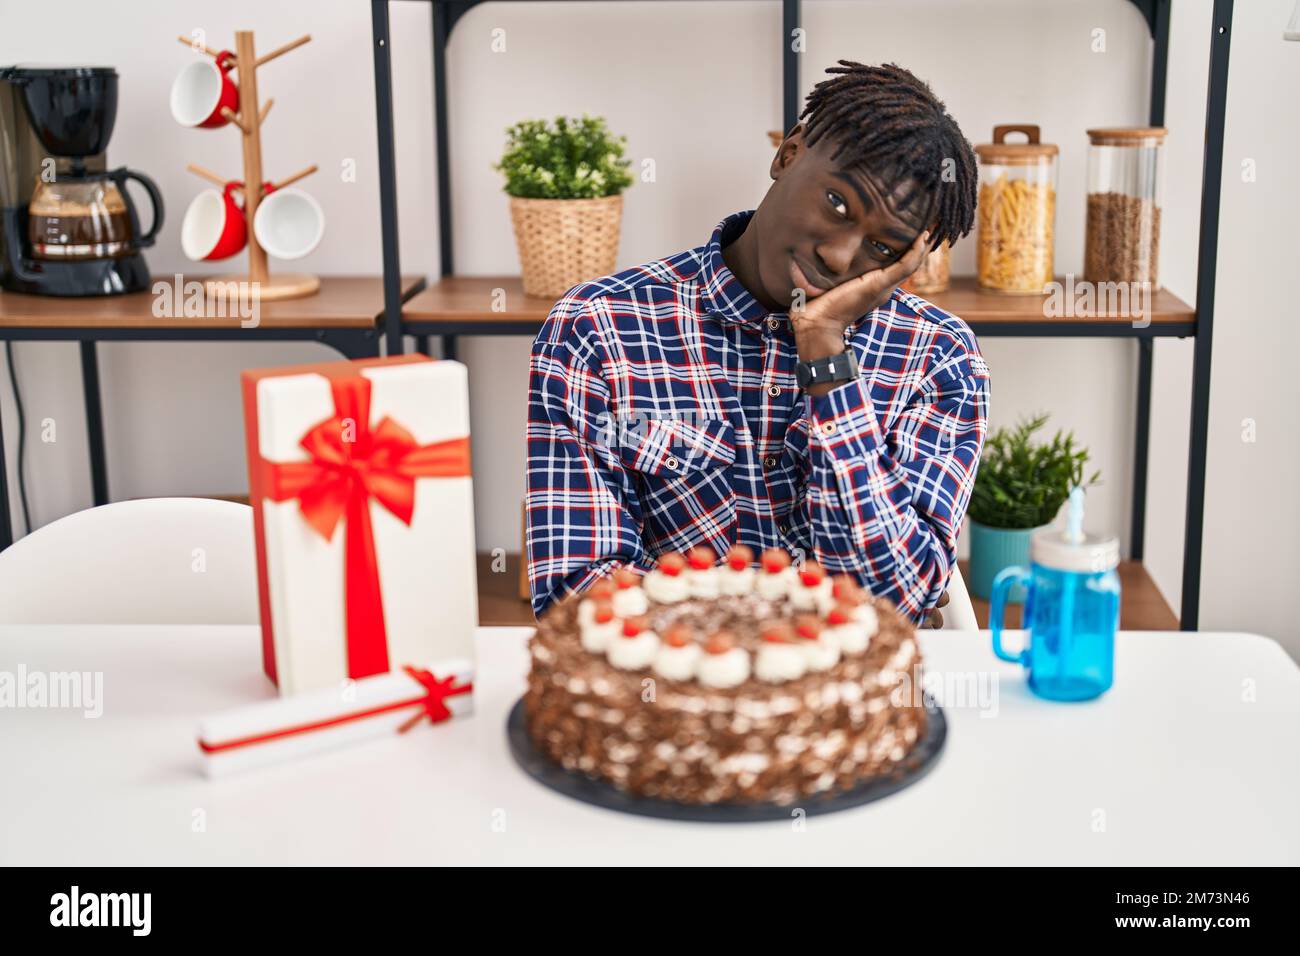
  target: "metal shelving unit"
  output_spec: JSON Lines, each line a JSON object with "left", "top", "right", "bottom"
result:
{"left": 369, "top": 0, "right": 1230, "bottom": 629}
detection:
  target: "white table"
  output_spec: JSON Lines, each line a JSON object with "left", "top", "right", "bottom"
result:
{"left": 1, "top": 625, "right": 1297, "bottom": 865}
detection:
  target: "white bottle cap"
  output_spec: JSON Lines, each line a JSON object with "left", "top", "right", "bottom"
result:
{"left": 1031, "top": 528, "right": 1119, "bottom": 573}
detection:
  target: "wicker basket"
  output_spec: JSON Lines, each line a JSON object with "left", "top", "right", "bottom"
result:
{"left": 508, "top": 194, "right": 624, "bottom": 299}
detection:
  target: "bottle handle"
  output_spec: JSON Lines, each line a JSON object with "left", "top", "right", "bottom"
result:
{"left": 990, "top": 566, "right": 1032, "bottom": 665}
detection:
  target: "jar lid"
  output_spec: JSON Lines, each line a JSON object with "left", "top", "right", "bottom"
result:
{"left": 1086, "top": 126, "right": 1168, "bottom": 146}
{"left": 1031, "top": 527, "right": 1119, "bottom": 573}
{"left": 974, "top": 124, "right": 1059, "bottom": 165}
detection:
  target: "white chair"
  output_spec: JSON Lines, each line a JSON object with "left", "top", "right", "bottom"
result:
{"left": 0, "top": 497, "right": 258, "bottom": 625}
{"left": 940, "top": 562, "right": 979, "bottom": 631}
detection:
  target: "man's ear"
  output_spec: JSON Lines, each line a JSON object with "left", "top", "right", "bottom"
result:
{"left": 770, "top": 124, "right": 805, "bottom": 180}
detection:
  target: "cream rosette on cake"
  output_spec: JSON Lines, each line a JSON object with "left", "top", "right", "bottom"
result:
{"left": 754, "top": 623, "right": 807, "bottom": 683}
{"left": 697, "top": 631, "right": 750, "bottom": 689}
{"left": 577, "top": 580, "right": 617, "bottom": 627}
{"left": 642, "top": 552, "right": 690, "bottom": 604}
{"left": 756, "top": 548, "right": 796, "bottom": 601}
{"left": 606, "top": 616, "right": 660, "bottom": 671}
{"left": 685, "top": 546, "right": 722, "bottom": 598}
{"left": 610, "top": 566, "right": 649, "bottom": 617}
{"left": 822, "top": 602, "right": 874, "bottom": 655}
{"left": 652, "top": 624, "right": 702, "bottom": 681}
{"left": 719, "top": 544, "right": 756, "bottom": 596}
{"left": 789, "top": 560, "right": 834, "bottom": 612}
{"left": 579, "top": 599, "right": 622, "bottom": 653}
{"left": 794, "top": 615, "right": 840, "bottom": 671}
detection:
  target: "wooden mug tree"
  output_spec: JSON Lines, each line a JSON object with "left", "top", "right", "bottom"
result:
{"left": 178, "top": 30, "right": 320, "bottom": 300}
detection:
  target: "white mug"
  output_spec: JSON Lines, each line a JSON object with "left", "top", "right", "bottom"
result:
{"left": 252, "top": 187, "right": 324, "bottom": 260}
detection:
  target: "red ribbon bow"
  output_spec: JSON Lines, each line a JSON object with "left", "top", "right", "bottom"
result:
{"left": 397, "top": 664, "right": 474, "bottom": 732}
{"left": 197, "top": 664, "right": 473, "bottom": 755}
{"left": 259, "top": 374, "right": 471, "bottom": 680}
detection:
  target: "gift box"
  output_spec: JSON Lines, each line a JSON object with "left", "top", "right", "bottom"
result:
{"left": 241, "top": 354, "right": 478, "bottom": 696}
{"left": 198, "top": 659, "right": 473, "bottom": 776}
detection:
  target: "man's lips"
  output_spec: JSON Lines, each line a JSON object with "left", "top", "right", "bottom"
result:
{"left": 790, "top": 256, "right": 830, "bottom": 298}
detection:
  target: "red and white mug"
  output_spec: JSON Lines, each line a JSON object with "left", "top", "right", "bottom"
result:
{"left": 181, "top": 181, "right": 256, "bottom": 261}
{"left": 170, "top": 50, "right": 239, "bottom": 129}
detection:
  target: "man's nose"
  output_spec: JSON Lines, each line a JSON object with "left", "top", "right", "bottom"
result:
{"left": 817, "top": 233, "right": 866, "bottom": 278}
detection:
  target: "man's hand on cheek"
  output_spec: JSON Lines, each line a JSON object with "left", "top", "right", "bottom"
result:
{"left": 790, "top": 229, "right": 931, "bottom": 366}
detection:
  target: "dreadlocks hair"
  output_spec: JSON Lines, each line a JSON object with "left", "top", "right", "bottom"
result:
{"left": 796, "top": 60, "right": 978, "bottom": 253}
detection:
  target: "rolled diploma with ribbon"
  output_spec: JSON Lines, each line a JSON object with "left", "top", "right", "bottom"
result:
{"left": 197, "top": 660, "right": 473, "bottom": 777}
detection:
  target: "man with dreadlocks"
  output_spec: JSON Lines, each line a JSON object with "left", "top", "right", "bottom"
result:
{"left": 526, "top": 61, "right": 989, "bottom": 629}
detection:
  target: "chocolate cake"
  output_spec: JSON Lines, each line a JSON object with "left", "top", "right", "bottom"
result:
{"left": 524, "top": 545, "right": 928, "bottom": 806}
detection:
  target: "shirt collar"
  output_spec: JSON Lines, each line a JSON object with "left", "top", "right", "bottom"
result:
{"left": 696, "top": 209, "right": 774, "bottom": 331}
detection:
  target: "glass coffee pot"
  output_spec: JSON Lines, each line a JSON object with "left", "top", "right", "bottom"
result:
{"left": 27, "top": 166, "right": 162, "bottom": 261}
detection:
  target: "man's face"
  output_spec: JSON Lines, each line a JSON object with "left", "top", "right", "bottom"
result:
{"left": 756, "top": 125, "right": 935, "bottom": 309}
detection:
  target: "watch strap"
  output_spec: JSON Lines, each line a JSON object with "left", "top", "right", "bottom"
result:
{"left": 796, "top": 350, "right": 858, "bottom": 389}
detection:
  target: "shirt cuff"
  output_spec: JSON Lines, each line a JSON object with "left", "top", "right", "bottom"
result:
{"left": 804, "top": 377, "right": 885, "bottom": 460}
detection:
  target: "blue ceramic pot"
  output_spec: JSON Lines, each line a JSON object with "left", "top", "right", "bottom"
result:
{"left": 967, "top": 520, "right": 1042, "bottom": 602}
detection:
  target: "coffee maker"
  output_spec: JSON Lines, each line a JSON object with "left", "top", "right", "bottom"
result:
{"left": 0, "top": 65, "right": 164, "bottom": 296}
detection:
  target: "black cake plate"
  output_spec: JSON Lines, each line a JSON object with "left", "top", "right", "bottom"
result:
{"left": 505, "top": 697, "right": 947, "bottom": 823}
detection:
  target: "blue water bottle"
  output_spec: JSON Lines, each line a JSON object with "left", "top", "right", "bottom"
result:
{"left": 989, "top": 488, "right": 1120, "bottom": 701}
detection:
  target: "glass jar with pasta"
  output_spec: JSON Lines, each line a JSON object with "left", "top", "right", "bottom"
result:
{"left": 901, "top": 239, "right": 951, "bottom": 295}
{"left": 974, "top": 125, "right": 1058, "bottom": 294}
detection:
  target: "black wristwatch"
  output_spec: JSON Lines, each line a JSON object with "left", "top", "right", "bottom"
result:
{"left": 795, "top": 350, "right": 858, "bottom": 390}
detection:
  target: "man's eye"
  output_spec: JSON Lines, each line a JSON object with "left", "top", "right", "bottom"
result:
{"left": 826, "top": 190, "right": 848, "bottom": 217}
{"left": 872, "top": 240, "right": 894, "bottom": 257}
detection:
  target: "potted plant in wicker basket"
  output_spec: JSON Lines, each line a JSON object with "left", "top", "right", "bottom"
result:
{"left": 967, "top": 414, "right": 1100, "bottom": 601}
{"left": 494, "top": 114, "right": 635, "bottom": 299}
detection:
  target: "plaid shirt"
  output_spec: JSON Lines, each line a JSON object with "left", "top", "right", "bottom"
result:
{"left": 525, "top": 209, "right": 990, "bottom": 624}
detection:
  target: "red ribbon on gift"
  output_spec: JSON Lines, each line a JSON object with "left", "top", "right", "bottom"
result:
{"left": 257, "top": 373, "right": 471, "bottom": 680}
{"left": 396, "top": 664, "right": 474, "bottom": 732}
{"left": 197, "top": 664, "right": 473, "bottom": 755}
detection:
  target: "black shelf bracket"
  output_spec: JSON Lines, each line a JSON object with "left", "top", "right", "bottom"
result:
{"left": 1180, "top": 0, "right": 1233, "bottom": 629}
{"left": 1127, "top": 0, "right": 1161, "bottom": 38}
{"left": 1129, "top": 0, "right": 1171, "bottom": 562}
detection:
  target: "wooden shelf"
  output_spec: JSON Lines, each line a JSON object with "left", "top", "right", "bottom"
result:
{"left": 402, "top": 275, "right": 557, "bottom": 332}
{"left": 929, "top": 277, "right": 1193, "bottom": 336}
{"left": 0, "top": 275, "right": 422, "bottom": 330}
{"left": 399, "top": 274, "right": 1195, "bottom": 337}
{"left": 477, "top": 551, "right": 536, "bottom": 627}
{"left": 958, "top": 559, "right": 1178, "bottom": 631}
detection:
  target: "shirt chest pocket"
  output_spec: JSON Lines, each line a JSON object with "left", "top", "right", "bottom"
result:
{"left": 617, "top": 416, "right": 738, "bottom": 555}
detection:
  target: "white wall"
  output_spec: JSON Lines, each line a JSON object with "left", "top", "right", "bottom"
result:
{"left": 1, "top": 1, "right": 1294, "bottom": 654}
{"left": 1145, "top": 0, "right": 1300, "bottom": 656}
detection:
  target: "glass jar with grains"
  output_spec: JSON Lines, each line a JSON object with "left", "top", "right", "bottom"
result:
{"left": 974, "top": 125, "right": 1058, "bottom": 294}
{"left": 1084, "top": 127, "right": 1166, "bottom": 290}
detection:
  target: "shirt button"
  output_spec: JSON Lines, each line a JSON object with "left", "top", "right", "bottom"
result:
{"left": 767, "top": 317, "right": 780, "bottom": 331}
{"left": 664, "top": 456, "right": 679, "bottom": 470}
{"left": 767, "top": 384, "right": 782, "bottom": 397}
{"left": 763, "top": 455, "right": 778, "bottom": 469}
{"left": 821, "top": 421, "right": 837, "bottom": 436}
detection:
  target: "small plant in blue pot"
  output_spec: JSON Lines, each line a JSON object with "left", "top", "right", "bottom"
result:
{"left": 966, "top": 414, "right": 1099, "bottom": 601}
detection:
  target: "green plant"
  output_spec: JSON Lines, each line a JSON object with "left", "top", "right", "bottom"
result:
{"left": 968, "top": 414, "right": 1100, "bottom": 530}
{"left": 493, "top": 114, "right": 635, "bottom": 200}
